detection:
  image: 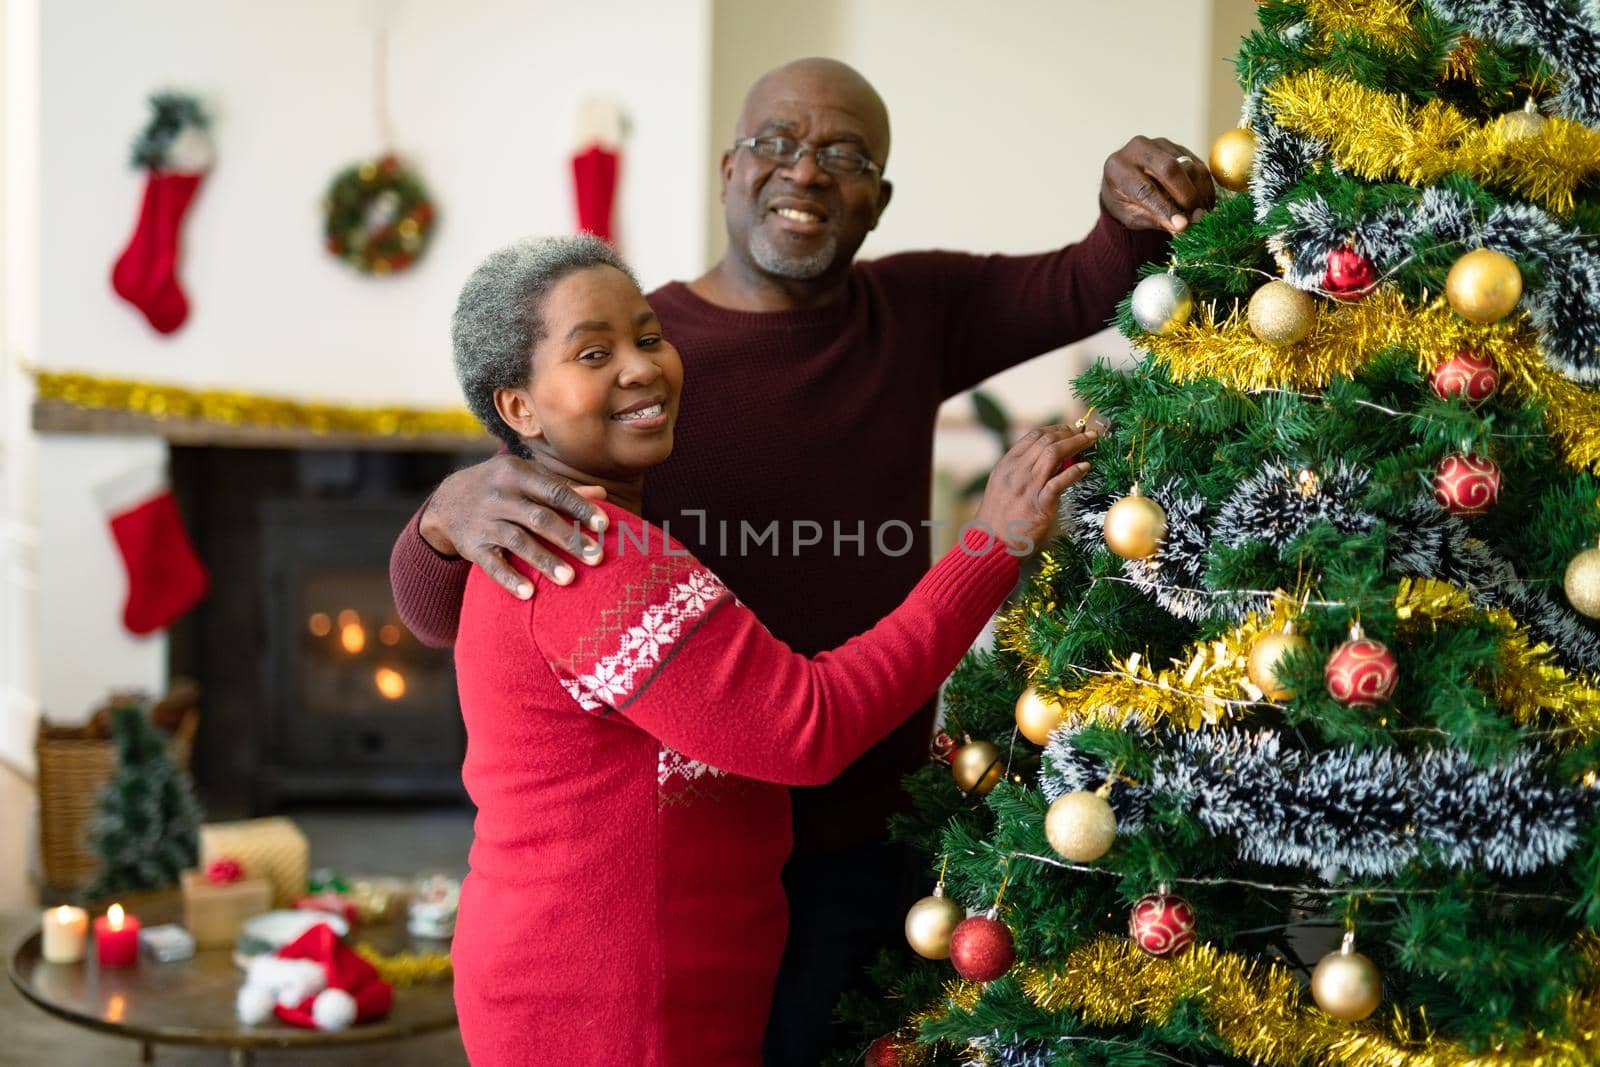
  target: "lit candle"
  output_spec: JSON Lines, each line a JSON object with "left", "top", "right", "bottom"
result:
{"left": 94, "top": 904, "right": 141, "bottom": 967}
{"left": 41, "top": 905, "right": 88, "bottom": 964}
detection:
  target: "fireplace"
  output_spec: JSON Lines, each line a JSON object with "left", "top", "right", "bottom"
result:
{"left": 169, "top": 446, "right": 480, "bottom": 814}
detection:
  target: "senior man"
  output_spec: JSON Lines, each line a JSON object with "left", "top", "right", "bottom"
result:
{"left": 392, "top": 57, "right": 1212, "bottom": 1065}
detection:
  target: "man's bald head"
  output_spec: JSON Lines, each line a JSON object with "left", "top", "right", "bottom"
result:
{"left": 736, "top": 58, "right": 891, "bottom": 169}
{"left": 715, "top": 57, "right": 895, "bottom": 298}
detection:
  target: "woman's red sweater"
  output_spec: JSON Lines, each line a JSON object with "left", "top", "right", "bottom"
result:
{"left": 450, "top": 500, "right": 1018, "bottom": 1066}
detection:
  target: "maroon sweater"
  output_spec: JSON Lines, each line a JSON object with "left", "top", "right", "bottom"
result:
{"left": 391, "top": 209, "right": 1164, "bottom": 854}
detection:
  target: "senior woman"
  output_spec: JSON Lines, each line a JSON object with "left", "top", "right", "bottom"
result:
{"left": 446, "top": 234, "right": 1096, "bottom": 1066}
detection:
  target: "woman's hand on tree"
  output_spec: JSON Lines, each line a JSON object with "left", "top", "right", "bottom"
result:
{"left": 972, "top": 424, "right": 1096, "bottom": 557}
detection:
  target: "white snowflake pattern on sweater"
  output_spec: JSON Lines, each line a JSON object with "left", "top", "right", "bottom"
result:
{"left": 560, "top": 569, "right": 729, "bottom": 712}
{"left": 657, "top": 745, "right": 729, "bottom": 787}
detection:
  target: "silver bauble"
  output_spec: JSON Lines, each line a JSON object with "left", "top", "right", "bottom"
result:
{"left": 1131, "top": 273, "right": 1194, "bottom": 336}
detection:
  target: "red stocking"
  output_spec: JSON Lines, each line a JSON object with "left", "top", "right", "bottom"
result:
{"left": 572, "top": 143, "right": 620, "bottom": 243}
{"left": 101, "top": 470, "right": 210, "bottom": 635}
{"left": 112, "top": 170, "right": 205, "bottom": 335}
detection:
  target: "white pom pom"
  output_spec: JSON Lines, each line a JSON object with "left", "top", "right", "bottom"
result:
{"left": 237, "top": 983, "right": 276, "bottom": 1025}
{"left": 312, "top": 987, "right": 358, "bottom": 1031}
{"left": 242, "top": 954, "right": 327, "bottom": 1008}
{"left": 165, "top": 127, "right": 215, "bottom": 172}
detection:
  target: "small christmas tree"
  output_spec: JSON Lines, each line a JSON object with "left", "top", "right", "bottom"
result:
{"left": 85, "top": 701, "right": 202, "bottom": 899}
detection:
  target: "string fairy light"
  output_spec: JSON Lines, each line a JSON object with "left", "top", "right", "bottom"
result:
{"left": 999, "top": 851, "right": 1581, "bottom": 906}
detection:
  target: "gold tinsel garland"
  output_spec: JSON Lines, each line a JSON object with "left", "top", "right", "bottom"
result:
{"left": 952, "top": 936, "right": 1600, "bottom": 1067}
{"left": 1296, "top": 0, "right": 1562, "bottom": 99}
{"left": 353, "top": 943, "right": 453, "bottom": 985}
{"left": 1140, "top": 289, "right": 1600, "bottom": 473}
{"left": 1298, "top": 0, "right": 1418, "bottom": 47}
{"left": 1396, "top": 578, "right": 1600, "bottom": 746}
{"left": 999, "top": 595, "right": 1292, "bottom": 733}
{"left": 1264, "top": 70, "right": 1600, "bottom": 215}
{"left": 1001, "top": 577, "right": 1600, "bottom": 747}
{"left": 31, "top": 368, "right": 487, "bottom": 439}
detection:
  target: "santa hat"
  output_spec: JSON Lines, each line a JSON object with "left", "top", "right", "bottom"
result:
{"left": 236, "top": 923, "right": 393, "bottom": 1031}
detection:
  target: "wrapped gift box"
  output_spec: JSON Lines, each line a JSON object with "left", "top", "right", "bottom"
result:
{"left": 181, "top": 869, "right": 272, "bottom": 948}
{"left": 199, "top": 817, "right": 308, "bottom": 907}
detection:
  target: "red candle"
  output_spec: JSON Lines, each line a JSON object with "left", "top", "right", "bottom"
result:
{"left": 94, "top": 904, "right": 140, "bottom": 967}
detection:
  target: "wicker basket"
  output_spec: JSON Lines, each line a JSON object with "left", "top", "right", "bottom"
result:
{"left": 35, "top": 710, "right": 199, "bottom": 888}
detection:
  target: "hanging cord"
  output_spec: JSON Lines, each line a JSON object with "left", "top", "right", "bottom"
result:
{"left": 373, "top": 28, "right": 395, "bottom": 153}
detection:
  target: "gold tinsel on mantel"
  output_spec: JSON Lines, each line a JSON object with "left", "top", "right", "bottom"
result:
{"left": 1266, "top": 69, "right": 1600, "bottom": 214}
{"left": 1140, "top": 289, "right": 1600, "bottom": 474}
{"left": 31, "top": 368, "right": 486, "bottom": 440}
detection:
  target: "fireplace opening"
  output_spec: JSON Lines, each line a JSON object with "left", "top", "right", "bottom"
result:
{"left": 169, "top": 446, "right": 483, "bottom": 816}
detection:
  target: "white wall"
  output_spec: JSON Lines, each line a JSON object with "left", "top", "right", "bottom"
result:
{"left": 19, "top": 0, "right": 712, "bottom": 757}
{"left": 2, "top": 0, "right": 42, "bottom": 776}
{"left": 39, "top": 0, "right": 710, "bottom": 404}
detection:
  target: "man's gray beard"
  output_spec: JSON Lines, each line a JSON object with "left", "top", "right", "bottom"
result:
{"left": 749, "top": 229, "right": 838, "bottom": 280}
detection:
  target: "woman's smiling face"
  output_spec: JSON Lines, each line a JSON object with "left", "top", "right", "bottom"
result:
{"left": 497, "top": 264, "right": 682, "bottom": 480}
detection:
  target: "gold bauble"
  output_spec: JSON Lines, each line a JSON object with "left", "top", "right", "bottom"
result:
{"left": 1446, "top": 248, "right": 1522, "bottom": 324}
{"left": 1247, "top": 281, "right": 1315, "bottom": 346}
{"left": 904, "top": 886, "right": 965, "bottom": 959}
{"left": 1044, "top": 790, "right": 1117, "bottom": 862}
{"left": 1246, "top": 628, "right": 1311, "bottom": 701}
{"left": 1565, "top": 546, "right": 1600, "bottom": 619}
{"left": 1311, "top": 937, "right": 1382, "bottom": 1022}
{"left": 1208, "top": 127, "right": 1257, "bottom": 193}
{"left": 1015, "top": 689, "right": 1066, "bottom": 746}
{"left": 1104, "top": 488, "right": 1167, "bottom": 560}
{"left": 952, "top": 740, "right": 1005, "bottom": 795}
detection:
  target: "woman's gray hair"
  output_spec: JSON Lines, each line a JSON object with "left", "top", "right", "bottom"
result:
{"left": 453, "top": 233, "right": 637, "bottom": 454}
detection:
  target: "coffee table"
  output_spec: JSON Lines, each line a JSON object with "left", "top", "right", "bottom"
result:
{"left": 8, "top": 901, "right": 456, "bottom": 1065}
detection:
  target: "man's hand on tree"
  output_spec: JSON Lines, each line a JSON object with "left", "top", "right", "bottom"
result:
{"left": 1099, "top": 135, "right": 1217, "bottom": 234}
{"left": 418, "top": 454, "right": 609, "bottom": 599}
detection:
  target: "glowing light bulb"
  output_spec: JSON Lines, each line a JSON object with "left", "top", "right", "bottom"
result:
{"left": 374, "top": 668, "right": 406, "bottom": 700}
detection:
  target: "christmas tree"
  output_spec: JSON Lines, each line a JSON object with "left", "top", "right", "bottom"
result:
{"left": 85, "top": 702, "right": 202, "bottom": 899}
{"left": 837, "top": 2, "right": 1600, "bottom": 1064}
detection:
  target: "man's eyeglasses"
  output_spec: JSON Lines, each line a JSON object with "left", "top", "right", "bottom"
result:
{"left": 732, "top": 136, "right": 883, "bottom": 178}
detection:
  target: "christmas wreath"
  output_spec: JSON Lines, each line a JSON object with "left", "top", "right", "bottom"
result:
{"left": 322, "top": 154, "right": 435, "bottom": 274}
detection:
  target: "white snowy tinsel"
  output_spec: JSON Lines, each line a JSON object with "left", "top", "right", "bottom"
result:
{"left": 1424, "top": 0, "right": 1600, "bottom": 127}
{"left": 1041, "top": 728, "right": 1593, "bottom": 881}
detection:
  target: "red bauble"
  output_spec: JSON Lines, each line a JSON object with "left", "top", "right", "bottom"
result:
{"left": 929, "top": 731, "right": 959, "bottom": 763}
{"left": 1431, "top": 348, "right": 1499, "bottom": 405}
{"left": 1128, "top": 890, "right": 1197, "bottom": 958}
{"left": 1433, "top": 452, "right": 1502, "bottom": 517}
{"left": 1324, "top": 246, "right": 1378, "bottom": 300}
{"left": 1324, "top": 629, "right": 1399, "bottom": 707}
{"left": 866, "top": 1036, "right": 902, "bottom": 1067}
{"left": 949, "top": 914, "right": 1015, "bottom": 982}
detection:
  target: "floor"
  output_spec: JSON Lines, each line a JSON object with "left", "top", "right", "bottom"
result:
{"left": 0, "top": 764, "right": 477, "bottom": 1066}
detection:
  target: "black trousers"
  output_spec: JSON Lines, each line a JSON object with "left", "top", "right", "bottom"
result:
{"left": 762, "top": 841, "right": 921, "bottom": 1066}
